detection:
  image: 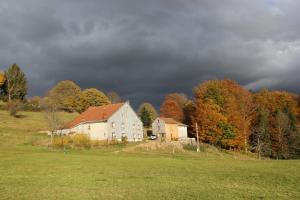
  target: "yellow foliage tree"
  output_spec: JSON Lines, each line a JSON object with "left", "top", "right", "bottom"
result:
{"left": 0, "top": 72, "right": 5, "bottom": 87}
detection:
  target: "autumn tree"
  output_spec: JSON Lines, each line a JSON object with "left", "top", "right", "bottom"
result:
{"left": 165, "top": 93, "right": 189, "bottom": 108}
{"left": 23, "top": 96, "right": 42, "bottom": 111}
{"left": 251, "top": 107, "right": 272, "bottom": 159}
{"left": 138, "top": 102, "right": 158, "bottom": 127}
{"left": 0, "top": 72, "right": 6, "bottom": 100}
{"left": 193, "top": 79, "right": 254, "bottom": 150}
{"left": 107, "top": 91, "right": 122, "bottom": 103}
{"left": 77, "top": 88, "right": 110, "bottom": 112}
{"left": 160, "top": 98, "right": 184, "bottom": 122}
{"left": 164, "top": 93, "right": 192, "bottom": 123}
{"left": 275, "top": 110, "right": 290, "bottom": 159}
{"left": 4, "top": 64, "right": 27, "bottom": 102}
{"left": 254, "top": 89, "right": 300, "bottom": 158}
{"left": 193, "top": 81, "right": 232, "bottom": 147}
{"left": 223, "top": 80, "right": 255, "bottom": 151}
{"left": 48, "top": 80, "right": 81, "bottom": 112}
{"left": 0, "top": 72, "right": 5, "bottom": 87}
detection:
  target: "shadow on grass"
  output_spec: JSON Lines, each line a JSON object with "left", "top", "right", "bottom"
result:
{"left": 15, "top": 114, "right": 27, "bottom": 118}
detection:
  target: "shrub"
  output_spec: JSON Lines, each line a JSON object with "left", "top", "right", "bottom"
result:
{"left": 7, "top": 100, "right": 23, "bottom": 117}
{"left": 23, "top": 97, "right": 42, "bottom": 111}
{"left": 52, "top": 136, "right": 71, "bottom": 148}
{"left": 121, "top": 135, "right": 128, "bottom": 144}
{"left": 72, "top": 134, "right": 91, "bottom": 149}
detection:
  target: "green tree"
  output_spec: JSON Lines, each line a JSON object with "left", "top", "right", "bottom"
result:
{"left": 4, "top": 64, "right": 27, "bottom": 102}
{"left": 48, "top": 80, "right": 81, "bottom": 112}
{"left": 252, "top": 108, "right": 272, "bottom": 159}
{"left": 139, "top": 107, "right": 152, "bottom": 128}
{"left": 138, "top": 102, "right": 158, "bottom": 128}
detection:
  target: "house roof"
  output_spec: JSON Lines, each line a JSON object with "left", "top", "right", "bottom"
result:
{"left": 65, "top": 103, "right": 125, "bottom": 129}
{"left": 157, "top": 117, "right": 188, "bottom": 127}
{"left": 158, "top": 117, "right": 179, "bottom": 124}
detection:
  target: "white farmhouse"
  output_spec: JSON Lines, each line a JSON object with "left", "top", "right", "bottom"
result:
{"left": 58, "top": 102, "right": 143, "bottom": 142}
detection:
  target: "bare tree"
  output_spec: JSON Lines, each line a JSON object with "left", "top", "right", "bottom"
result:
{"left": 107, "top": 91, "right": 122, "bottom": 103}
{"left": 42, "top": 98, "right": 61, "bottom": 145}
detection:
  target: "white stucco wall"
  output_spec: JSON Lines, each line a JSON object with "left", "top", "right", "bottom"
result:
{"left": 89, "top": 122, "right": 108, "bottom": 140}
{"left": 152, "top": 118, "right": 166, "bottom": 135}
{"left": 107, "top": 102, "right": 143, "bottom": 142}
{"left": 178, "top": 126, "right": 188, "bottom": 138}
{"left": 67, "top": 122, "right": 109, "bottom": 140}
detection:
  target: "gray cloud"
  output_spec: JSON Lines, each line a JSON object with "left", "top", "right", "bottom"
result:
{"left": 0, "top": 0, "right": 300, "bottom": 109}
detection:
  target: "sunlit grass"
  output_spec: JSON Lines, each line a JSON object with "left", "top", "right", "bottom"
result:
{"left": 0, "top": 110, "right": 299, "bottom": 199}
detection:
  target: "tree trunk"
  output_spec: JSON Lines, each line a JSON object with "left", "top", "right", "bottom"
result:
{"left": 257, "top": 137, "right": 261, "bottom": 160}
{"left": 51, "top": 132, "right": 54, "bottom": 145}
{"left": 244, "top": 127, "right": 248, "bottom": 153}
{"left": 8, "top": 92, "right": 11, "bottom": 103}
{"left": 8, "top": 80, "right": 11, "bottom": 103}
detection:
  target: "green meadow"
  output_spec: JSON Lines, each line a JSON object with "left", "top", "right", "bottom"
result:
{"left": 0, "top": 110, "right": 299, "bottom": 200}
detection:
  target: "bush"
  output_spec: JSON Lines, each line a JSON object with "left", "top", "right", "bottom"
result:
{"left": 52, "top": 136, "right": 71, "bottom": 148}
{"left": 121, "top": 135, "right": 128, "bottom": 144}
{"left": 23, "top": 97, "right": 42, "bottom": 111}
{"left": 7, "top": 100, "right": 23, "bottom": 117}
{"left": 72, "top": 134, "right": 91, "bottom": 149}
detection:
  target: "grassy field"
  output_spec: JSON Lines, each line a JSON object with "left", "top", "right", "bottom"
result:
{"left": 0, "top": 110, "right": 299, "bottom": 200}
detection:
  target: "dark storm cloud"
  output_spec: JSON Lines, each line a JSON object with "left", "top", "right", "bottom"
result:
{"left": 0, "top": 0, "right": 300, "bottom": 108}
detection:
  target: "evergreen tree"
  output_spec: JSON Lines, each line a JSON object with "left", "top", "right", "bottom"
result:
{"left": 138, "top": 102, "right": 157, "bottom": 128}
{"left": 139, "top": 107, "right": 152, "bottom": 128}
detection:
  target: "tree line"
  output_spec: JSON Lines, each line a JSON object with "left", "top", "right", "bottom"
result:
{"left": 1, "top": 64, "right": 299, "bottom": 159}
{"left": 0, "top": 64, "right": 122, "bottom": 116}
{"left": 148, "top": 80, "right": 300, "bottom": 159}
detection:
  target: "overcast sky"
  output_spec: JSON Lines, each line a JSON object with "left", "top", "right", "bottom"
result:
{"left": 0, "top": 0, "right": 300, "bottom": 108}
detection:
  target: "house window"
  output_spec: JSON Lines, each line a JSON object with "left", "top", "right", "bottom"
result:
{"left": 88, "top": 125, "right": 91, "bottom": 130}
{"left": 122, "top": 122, "right": 125, "bottom": 129}
{"left": 132, "top": 124, "right": 135, "bottom": 129}
{"left": 111, "top": 122, "right": 115, "bottom": 128}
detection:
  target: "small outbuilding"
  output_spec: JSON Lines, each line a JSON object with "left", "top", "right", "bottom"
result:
{"left": 152, "top": 117, "right": 188, "bottom": 141}
{"left": 57, "top": 102, "right": 143, "bottom": 142}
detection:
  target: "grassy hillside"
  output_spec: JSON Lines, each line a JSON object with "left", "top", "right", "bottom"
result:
{"left": 0, "top": 110, "right": 299, "bottom": 199}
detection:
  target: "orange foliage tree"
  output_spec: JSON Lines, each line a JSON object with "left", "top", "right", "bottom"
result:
{"left": 0, "top": 72, "right": 5, "bottom": 87}
{"left": 160, "top": 98, "right": 184, "bottom": 122}
{"left": 193, "top": 79, "right": 254, "bottom": 150}
{"left": 254, "top": 89, "right": 300, "bottom": 158}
